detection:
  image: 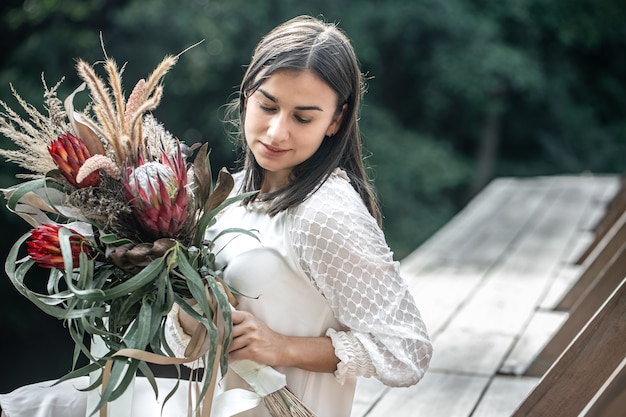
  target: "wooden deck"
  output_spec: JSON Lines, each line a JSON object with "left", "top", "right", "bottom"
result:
{"left": 351, "top": 174, "right": 620, "bottom": 417}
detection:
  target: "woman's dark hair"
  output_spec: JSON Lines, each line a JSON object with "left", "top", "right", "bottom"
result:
{"left": 226, "top": 15, "right": 381, "bottom": 224}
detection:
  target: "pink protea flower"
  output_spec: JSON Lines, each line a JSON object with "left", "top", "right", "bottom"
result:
{"left": 123, "top": 150, "right": 189, "bottom": 239}
{"left": 27, "top": 224, "right": 94, "bottom": 269}
{"left": 48, "top": 133, "right": 100, "bottom": 188}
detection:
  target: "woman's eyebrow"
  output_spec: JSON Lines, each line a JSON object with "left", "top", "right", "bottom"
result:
{"left": 257, "top": 88, "right": 324, "bottom": 112}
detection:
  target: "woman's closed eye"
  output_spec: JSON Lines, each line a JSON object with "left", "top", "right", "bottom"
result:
{"left": 294, "top": 114, "right": 312, "bottom": 124}
{"left": 258, "top": 101, "right": 312, "bottom": 124}
{"left": 258, "top": 101, "right": 277, "bottom": 113}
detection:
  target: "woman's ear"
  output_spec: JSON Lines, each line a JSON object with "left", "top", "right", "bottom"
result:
{"left": 326, "top": 103, "right": 347, "bottom": 137}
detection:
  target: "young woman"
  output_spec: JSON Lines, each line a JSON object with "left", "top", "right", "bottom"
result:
{"left": 0, "top": 15, "right": 431, "bottom": 417}
{"left": 167, "top": 14, "right": 432, "bottom": 417}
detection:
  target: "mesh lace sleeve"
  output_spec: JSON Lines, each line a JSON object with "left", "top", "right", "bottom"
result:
{"left": 290, "top": 172, "right": 432, "bottom": 387}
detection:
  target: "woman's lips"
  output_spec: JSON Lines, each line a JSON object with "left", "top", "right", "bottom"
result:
{"left": 261, "top": 142, "right": 288, "bottom": 156}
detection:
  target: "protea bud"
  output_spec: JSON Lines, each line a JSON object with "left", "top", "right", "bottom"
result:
{"left": 123, "top": 150, "right": 189, "bottom": 238}
{"left": 48, "top": 132, "right": 100, "bottom": 188}
{"left": 27, "top": 224, "right": 94, "bottom": 269}
{"left": 107, "top": 238, "right": 176, "bottom": 273}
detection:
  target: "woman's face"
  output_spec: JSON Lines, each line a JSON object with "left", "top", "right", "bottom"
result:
{"left": 244, "top": 69, "right": 344, "bottom": 193}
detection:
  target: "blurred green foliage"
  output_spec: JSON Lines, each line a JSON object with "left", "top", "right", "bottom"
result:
{"left": 0, "top": 0, "right": 625, "bottom": 391}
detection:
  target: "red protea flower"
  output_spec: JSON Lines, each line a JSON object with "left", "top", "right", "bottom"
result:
{"left": 27, "top": 224, "right": 94, "bottom": 269}
{"left": 48, "top": 133, "right": 100, "bottom": 188}
{"left": 123, "top": 150, "right": 189, "bottom": 239}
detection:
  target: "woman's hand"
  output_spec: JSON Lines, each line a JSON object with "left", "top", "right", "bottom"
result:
{"left": 228, "top": 309, "right": 340, "bottom": 373}
{"left": 228, "top": 309, "right": 287, "bottom": 366}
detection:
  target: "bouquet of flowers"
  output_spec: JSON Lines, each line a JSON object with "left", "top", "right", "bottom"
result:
{"left": 0, "top": 50, "right": 257, "bottom": 416}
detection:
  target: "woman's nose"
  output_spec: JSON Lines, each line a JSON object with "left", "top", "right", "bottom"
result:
{"left": 267, "top": 113, "right": 289, "bottom": 142}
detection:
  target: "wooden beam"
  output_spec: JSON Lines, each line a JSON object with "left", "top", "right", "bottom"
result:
{"left": 511, "top": 280, "right": 626, "bottom": 417}
{"left": 576, "top": 174, "right": 626, "bottom": 264}
{"left": 555, "top": 209, "right": 626, "bottom": 311}
{"left": 579, "top": 357, "right": 626, "bottom": 417}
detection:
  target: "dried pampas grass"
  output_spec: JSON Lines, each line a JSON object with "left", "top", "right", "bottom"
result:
{"left": 73, "top": 54, "right": 177, "bottom": 166}
{"left": 0, "top": 76, "right": 68, "bottom": 178}
{"left": 263, "top": 387, "right": 318, "bottom": 417}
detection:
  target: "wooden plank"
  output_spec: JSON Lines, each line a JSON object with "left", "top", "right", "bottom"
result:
{"left": 561, "top": 231, "right": 594, "bottom": 265}
{"left": 512, "top": 279, "right": 626, "bottom": 417}
{"left": 402, "top": 178, "right": 518, "bottom": 258}
{"left": 539, "top": 264, "right": 582, "bottom": 310}
{"left": 351, "top": 378, "right": 388, "bottom": 417}
{"left": 364, "top": 371, "right": 490, "bottom": 417}
{"left": 407, "top": 264, "right": 487, "bottom": 336}
{"left": 563, "top": 176, "right": 620, "bottom": 264}
{"left": 428, "top": 328, "right": 514, "bottom": 375}
{"left": 558, "top": 176, "right": 617, "bottom": 264}
{"left": 449, "top": 274, "right": 549, "bottom": 335}
{"left": 509, "top": 178, "right": 602, "bottom": 266}
{"left": 579, "top": 357, "right": 626, "bottom": 417}
{"left": 576, "top": 175, "right": 624, "bottom": 264}
{"left": 540, "top": 183, "right": 613, "bottom": 305}
{"left": 499, "top": 310, "right": 567, "bottom": 376}
{"left": 554, "top": 209, "right": 626, "bottom": 311}
{"left": 402, "top": 175, "right": 613, "bottom": 276}
{"left": 575, "top": 175, "right": 621, "bottom": 232}
{"left": 561, "top": 176, "right": 620, "bottom": 264}
{"left": 450, "top": 180, "right": 593, "bottom": 333}
{"left": 452, "top": 178, "right": 553, "bottom": 265}
{"left": 471, "top": 376, "right": 540, "bottom": 417}
{"left": 426, "top": 178, "right": 603, "bottom": 378}
{"left": 401, "top": 178, "right": 550, "bottom": 274}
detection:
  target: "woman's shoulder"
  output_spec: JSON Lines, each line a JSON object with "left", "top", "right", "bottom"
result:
{"left": 296, "top": 168, "right": 372, "bottom": 221}
{"left": 229, "top": 170, "right": 245, "bottom": 196}
{"left": 232, "top": 170, "right": 245, "bottom": 184}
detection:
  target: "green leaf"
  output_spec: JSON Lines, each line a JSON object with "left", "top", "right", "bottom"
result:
{"left": 124, "top": 300, "right": 153, "bottom": 349}
{"left": 210, "top": 227, "right": 260, "bottom": 246}
{"left": 205, "top": 272, "right": 233, "bottom": 373}
{"left": 55, "top": 361, "right": 103, "bottom": 386}
{"left": 175, "top": 246, "right": 233, "bottom": 403}
{"left": 90, "top": 358, "right": 139, "bottom": 413}
{"left": 74, "top": 257, "right": 165, "bottom": 301}
{"left": 194, "top": 191, "right": 257, "bottom": 247}
{"left": 6, "top": 178, "right": 63, "bottom": 211}
{"left": 99, "top": 234, "right": 135, "bottom": 246}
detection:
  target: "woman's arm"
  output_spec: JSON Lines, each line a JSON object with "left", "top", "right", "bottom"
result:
{"left": 173, "top": 300, "right": 340, "bottom": 373}
{"left": 227, "top": 310, "right": 340, "bottom": 373}
{"left": 290, "top": 172, "right": 433, "bottom": 386}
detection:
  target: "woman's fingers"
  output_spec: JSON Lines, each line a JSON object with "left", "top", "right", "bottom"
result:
{"left": 228, "top": 310, "right": 285, "bottom": 366}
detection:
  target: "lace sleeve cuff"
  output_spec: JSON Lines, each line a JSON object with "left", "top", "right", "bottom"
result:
{"left": 327, "top": 328, "right": 376, "bottom": 384}
{"left": 163, "top": 303, "right": 202, "bottom": 369}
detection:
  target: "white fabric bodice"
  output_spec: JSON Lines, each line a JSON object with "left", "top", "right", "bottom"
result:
{"left": 197, "top": 169, "right": 432, "bottom": 417}
{"left": 209, "top": 204, "right": 354, "bottom": 417}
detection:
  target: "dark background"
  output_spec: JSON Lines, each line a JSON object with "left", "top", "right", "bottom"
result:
{"left": 1, "top": 0, "right": 625, "bottom": 393}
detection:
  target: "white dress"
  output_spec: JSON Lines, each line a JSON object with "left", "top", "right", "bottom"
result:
{"left": 0, "top": 169, "right": 432, "bottom": 417}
